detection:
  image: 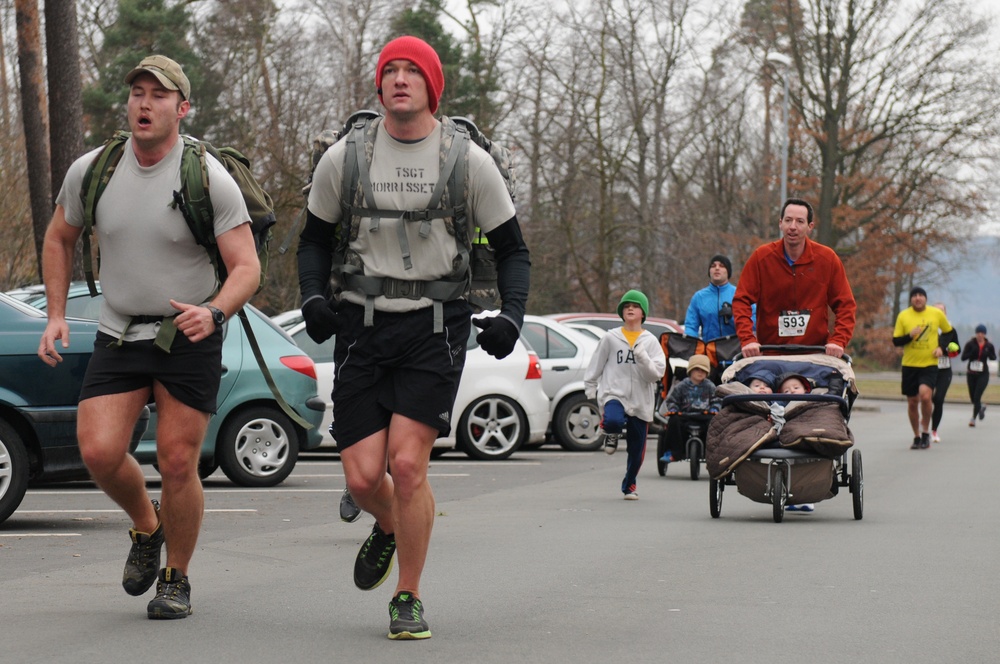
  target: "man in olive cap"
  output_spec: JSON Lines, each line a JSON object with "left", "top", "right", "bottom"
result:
{"left": 39, "top": 54, "right": 259, "bottom": 619}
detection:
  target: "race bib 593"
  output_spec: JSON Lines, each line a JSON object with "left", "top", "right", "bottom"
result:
{"left": 778, "top": 310, "right": 811, "bottom": 337}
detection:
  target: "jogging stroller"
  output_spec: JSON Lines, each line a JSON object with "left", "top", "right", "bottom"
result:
{"left": 654, "top": 332, "right": 741, "bottom": 480}
{"left": 705, "top": 345, "right": 863, "bottom": 522}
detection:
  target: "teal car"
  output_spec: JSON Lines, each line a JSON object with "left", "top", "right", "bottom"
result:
{"left": 8, "top": 282, "right": 325, "bottom": 488}
{"left": 0, "top": 292, "right": 150, "bottom": 524}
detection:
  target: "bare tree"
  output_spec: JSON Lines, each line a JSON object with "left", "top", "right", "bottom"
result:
{"left": 14, "top": 0, "right": 50, "bottom": 279}
{"left": 45, "top": 0, "right": 84, "bottom": 204}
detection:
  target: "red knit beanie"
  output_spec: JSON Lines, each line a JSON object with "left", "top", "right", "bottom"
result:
{"left": 375, "top": 36, "right": 444, "bottom": 114}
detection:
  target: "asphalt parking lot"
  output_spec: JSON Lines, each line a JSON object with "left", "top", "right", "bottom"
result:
{"left": 2, "top": 398, "right": 998, "bottom": 663}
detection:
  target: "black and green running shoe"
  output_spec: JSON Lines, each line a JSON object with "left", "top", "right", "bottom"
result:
{"left": 340, "top": 487, "right": 362, "bottom": 523}
{"left": 388, "top": 591, "right": 431, "bottom": 640}
{"left": 122, "top": 499, "right": 164, "bottom": 596}
{"left": 147, "top": 567, "right": 192, "bottom": 619}
{"left": 354, "top": 522, "right": 396, "bottom": 590}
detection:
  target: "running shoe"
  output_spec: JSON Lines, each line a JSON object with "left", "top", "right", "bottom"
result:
{"left": 911, "top": 436, "right": 921, "bottom": 449}
{"left": 659, "top": 451, "right": 673, "bottom": 463}
{"left": 388, "top": 591, "right": 431, "bottom": 640}
{"left": 354, "top": 523, "right": 396, "bottom": 591}
{"left": 969, "top": 419, "right": 976, "bottom": 427}
{"left": 603, "top": 432, "right": 620, "bottom": 455}
{"left": 122, "top": 499, "right": 164, "bottom": 596}
{"left": 623, "top": 492, "right": 639, "bottom": 501}
{"left": 920, "top": 432, "right": 931, "bottom": 449}
{"left": 980, "top": 406, "right": 987, "bottom": 421}
{"left": 147, "top": 567, "right": 192, "bottom": 619}
{"left": 787, "top": 503, "right": 815, "bottom": 512}
{"left": 340, "top": 487, "right": 362, "bottom": 523}
{"left": 931, "top": 430, "right": 940, "bottom": 444}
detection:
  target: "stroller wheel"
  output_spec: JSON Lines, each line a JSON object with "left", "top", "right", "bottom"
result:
{"left": 772, "top": 468, "right": 786, "bottom": 523}
{"left": 709, "top": 477, "right": 723, "bottom": 518}
{"left": 851, "top": 449, "right": 864, "bottom": 520}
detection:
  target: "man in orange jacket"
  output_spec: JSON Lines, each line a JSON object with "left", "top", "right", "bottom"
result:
{"left": 733, "top": 198, "right": 856, "bottom": 358}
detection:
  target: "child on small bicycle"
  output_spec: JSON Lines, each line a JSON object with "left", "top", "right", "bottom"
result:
{"left": 658, "top": 354, "right": 720, "bottom": 463}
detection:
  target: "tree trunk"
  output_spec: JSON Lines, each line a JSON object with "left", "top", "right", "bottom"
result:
{"left": 15, "top": 0, "right": 51, "bottom": 280}
{"left": 45, "top": 0, "right": 84, "bottom": 201}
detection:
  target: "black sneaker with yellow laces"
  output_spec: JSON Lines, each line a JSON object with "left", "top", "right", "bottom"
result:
{"left": 122, "top": 499, "right": 164, "bottom": 596}
{"left": 147, "top": 567, "right": 192, "bottom": 619}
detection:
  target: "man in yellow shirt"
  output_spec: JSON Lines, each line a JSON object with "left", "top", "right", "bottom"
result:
{"left": 893, "top": 287, "right": 954, "bottom": 449}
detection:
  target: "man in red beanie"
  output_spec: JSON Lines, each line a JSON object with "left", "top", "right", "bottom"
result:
{"left": 296, "top": 35, "right": 530, "bottom": 639}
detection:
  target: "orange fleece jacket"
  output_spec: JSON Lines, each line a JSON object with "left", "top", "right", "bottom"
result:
{"left": 733, "top": 238, "right": 856, "bottom": 350}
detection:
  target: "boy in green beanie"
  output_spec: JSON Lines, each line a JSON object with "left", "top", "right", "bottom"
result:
{"left": 584, "top": 290, "right": 667, "bottom": 499}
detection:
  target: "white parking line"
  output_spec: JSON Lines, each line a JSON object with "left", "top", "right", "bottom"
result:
{"left": 14, "top": 509, "right": 258, "bottom": 514}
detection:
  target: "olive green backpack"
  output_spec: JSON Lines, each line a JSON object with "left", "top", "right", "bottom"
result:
{"left": 79, "top": 132, "right": 311, "bottom": 429}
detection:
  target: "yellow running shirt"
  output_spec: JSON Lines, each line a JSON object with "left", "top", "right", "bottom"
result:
{"left": 893, "top": 306, "right": 953, "bottom": 368}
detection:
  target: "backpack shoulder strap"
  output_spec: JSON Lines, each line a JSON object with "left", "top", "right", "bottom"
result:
{"left": 175, "top": 135, "right": 214, "bottom": 247}
{"left": 80, "top": 130, "right": 130, "bottom": 297}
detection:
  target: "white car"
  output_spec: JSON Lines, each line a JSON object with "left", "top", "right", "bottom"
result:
{"left": 561, "top": 322, "right": 609, "bottom": 342}
{"left": 520, "top": 315, "right": 603, "bottom": 451}
{"left": 279, "top": 309, "right": 550, "bottom": 460}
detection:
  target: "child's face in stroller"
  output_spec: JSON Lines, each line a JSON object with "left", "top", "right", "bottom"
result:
{"left": 689, "top": 368, "right": 708, "bottom": 384}
{"left": 748, "top": 378, "right": 772, "bottom": 394}
{"left": 779, "top": 376, "right": 809, "bottom": 394}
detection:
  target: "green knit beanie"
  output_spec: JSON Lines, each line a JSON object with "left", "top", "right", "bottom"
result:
{"left": 617, "top": 289, "right": 649, "bottom": 322}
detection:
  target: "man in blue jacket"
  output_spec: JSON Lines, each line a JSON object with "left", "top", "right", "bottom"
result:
{"left": 684, "top": 254, "right": 737, "bottom": 340}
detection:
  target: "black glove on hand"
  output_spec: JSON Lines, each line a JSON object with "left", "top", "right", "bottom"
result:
{"left": 473, "top": 315, "right": 519, "bottom": 359}
{"left": 302, "top": 297, "right": 341, "bottom": 344}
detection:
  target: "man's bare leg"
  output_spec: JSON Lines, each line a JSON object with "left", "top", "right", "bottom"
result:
{"left": 151, "top": 382, "right": 210, "bottom": 575}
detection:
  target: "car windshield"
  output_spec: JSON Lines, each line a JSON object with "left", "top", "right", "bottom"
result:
{"left": 0, "top": 292, "right": 48, "bottom": 317}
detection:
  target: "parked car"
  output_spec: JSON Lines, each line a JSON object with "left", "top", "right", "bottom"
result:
{"left": 9, "top": 282, "right": 326, "bottom": 487}
{"left": 546, "top": 312, "right": 683, "bottom": 432}
{"left": 0, "top": 292, "right": 150, "bottom": 524}
{"left": 278, "top": 309, "right": 550, "bottom": 460}
{"left": 520, "top": 315, "right": 602, "bottom": 451}
{"left": 561, "top": 322, "right": 609, "bottom": 342}
{"left": 545, "top": 312, "right": 683, "bottom": 340}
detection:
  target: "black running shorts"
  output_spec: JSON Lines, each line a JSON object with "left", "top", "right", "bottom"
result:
{"left": 80, "top": 329, "right": 224, "bottom": 413}
{"left": 332, "top": 300, "right": 472, "bottom": 450}
{"left": 901, "top": 365, "right": 938, "bottom": 397}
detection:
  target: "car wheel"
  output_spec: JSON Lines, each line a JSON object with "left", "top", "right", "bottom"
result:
{"left": 0, "top": 419, "right": 30, "bottom": 525}
{"left": 198, "top": 458, "right": 219, "bottom": 480}
{"left": 554, "top": 393, "right": 602, "bottom": 452}
{"left": 457, "top": 394, "right": 526, "bottom": 460}
{"left": 217, "top": 406, "right": 299, "bottom": 487}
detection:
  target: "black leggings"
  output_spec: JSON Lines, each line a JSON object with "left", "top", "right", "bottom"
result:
{"left": 967, "top": 371, "right": 989, "bottom": 419}
{"left": 931, "top": 368, "right": 952, "bottom": 430}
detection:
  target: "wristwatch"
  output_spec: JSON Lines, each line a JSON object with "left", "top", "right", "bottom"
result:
{"left": 207, "top": 305, "right": 226, "bottom": 329}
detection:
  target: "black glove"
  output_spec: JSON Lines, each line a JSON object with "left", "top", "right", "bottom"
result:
{"left": 302, "top": 297, "right": 341, "bottom": 344}
{"left": 473, "top": 315, "right": 519, "bottom": 359}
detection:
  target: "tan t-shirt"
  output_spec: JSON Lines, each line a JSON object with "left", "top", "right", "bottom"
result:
{"left": 307, "top": 119, "right": 516, "bottom": 313}
{"left": 57, "top": 137, "right": 250, "bottom": 340}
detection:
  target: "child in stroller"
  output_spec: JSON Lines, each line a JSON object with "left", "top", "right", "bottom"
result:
{"left": 655, "top": 354, "right": 721, "bottom": 480}
{"left": 705, "top": 347, "right": 863, "bottom": 522}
